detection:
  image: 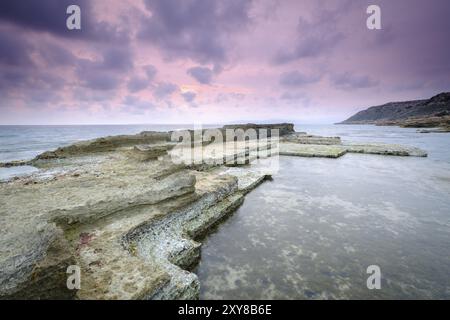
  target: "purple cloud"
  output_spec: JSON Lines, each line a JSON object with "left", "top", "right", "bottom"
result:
{"left": 0, "top": 31, "right": 34, "bottom": 67}
{"left": 331, "top": 73, "right": 379, "bottom": 90}
{"left": 144, "top": 65, "right": 158, "bottom": 81}
{"left": 101, "top": 48, "right": 134, "bottom": 72}
{"left": 273, "top": 7, "right": 346, "bottom": 64}
{"left": 127, "top": 77, "right": 150, "bottom": 93}
{"left": 75, "top": 48, "right": 133, "bottom": 91}
{"left": 0, "top": 0, "right": 128, "bottom": 42}
{"left": 181, "top": 91, "right": 196, "bottom": 102}
{"left": 138, "top": 0, "right": 252, "bottom": 65}
{"left": 187, "top": 66, "right": 214, "bottom": 84}
{"left": 153, "top": 82, "right": 178, "bottom": 99}
{"left": 127, "top": 65, "right": 158, "bottom": 92}
{"left": 0, "top": 30, "right": 69, "bottom": 101}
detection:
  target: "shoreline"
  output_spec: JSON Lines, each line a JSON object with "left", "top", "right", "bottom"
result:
{"left": 0, "top": 123, "right": 428, "bottom": 299}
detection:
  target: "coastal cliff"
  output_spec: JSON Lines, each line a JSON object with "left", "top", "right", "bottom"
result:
{"left": 338, "top": 92, "right": 450, "bottom": 131}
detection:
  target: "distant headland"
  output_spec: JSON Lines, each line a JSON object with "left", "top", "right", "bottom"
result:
{"left": 338, "top": 92, "right": 450, "bottom": 132}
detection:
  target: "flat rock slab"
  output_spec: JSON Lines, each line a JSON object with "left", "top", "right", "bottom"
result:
{"left": 417, "top": 128, "right": 450, "bottom": 133}
{"left": 279, "top": 142, "right": 427, "bottom": 158}
{"left": 343, "top": 143, "right": 428, "bottom": 157}
{"left": 280, "top": 143, "right": 348, "bottom": 158}
{"left": 282, "top": 133, "right": 341, "bottom": 145}
{"left": 0, "top": 158, "right": 192, "bottom": 298}
{"left": 219, "top": 165, "right": 272, "bottom": 194}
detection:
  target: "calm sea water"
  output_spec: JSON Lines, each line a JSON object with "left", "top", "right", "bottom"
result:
{"left": 195, "top": 125, "right": 450, "bottom": 299}
{"left": 1, "top": 124, "right": 449, "bottom": 299}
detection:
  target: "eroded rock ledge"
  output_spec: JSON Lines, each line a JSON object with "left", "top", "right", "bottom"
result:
{"left": 0, "top": 123, "right": 427, "bottom": 299}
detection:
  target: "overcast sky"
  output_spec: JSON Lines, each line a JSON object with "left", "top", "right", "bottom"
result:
{"left": 0, "top": 0, "right": 449, "bottom": 124}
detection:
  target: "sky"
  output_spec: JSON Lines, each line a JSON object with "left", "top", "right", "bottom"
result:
{"left": 0, "top": 0, "right": 449, "bottom": 125}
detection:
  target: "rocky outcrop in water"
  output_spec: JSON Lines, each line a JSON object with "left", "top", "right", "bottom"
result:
{"left": 377, "top": 115, "right": 450, "bottom": 132}
{"left": 35, "top": 131, "right": 171, "bottom": 161}
{"left": 281, "top": 132, "right": 341, "bottom": 145}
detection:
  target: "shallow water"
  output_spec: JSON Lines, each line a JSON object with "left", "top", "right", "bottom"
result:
{"left": 195, "top": 125, "right": 450, "bottom": 299}
{"left": 1, "top": 124, "right": 449, "bottom": 299}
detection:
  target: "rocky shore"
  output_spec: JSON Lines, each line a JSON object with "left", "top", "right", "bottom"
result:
{"left": 377, "top": 115, "right": 450, "bottom": 132}
{"left": 338, "top": 92, "right": 450, "bottom": 132}
{"left": 0, "top": 123, "right": 427, "bottom": 299}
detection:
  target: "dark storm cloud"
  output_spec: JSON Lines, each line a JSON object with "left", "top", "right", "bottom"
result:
{"left": 0, "top": 0, "right": 133, "bottom": 104}
{"left": 0, "top": 0, "right": 128, "bottom": 42}
{"left": 279, "top": 71, "right": 321, "bottom": 87}
{"left": 101, "top": 48, "right": 134, "bottom": 72}
{"left": 0, "top": 0, "right": 77, "bottom": 34}
{"left": 0, "top": 31, "right": 33, "bottom": 66}
{"left": 37, "top": 42, "right": 77, "bottom": 67}
{"left": 0, "top": 32, "right": 132, "bottom": 103}
{"left": 0, "top": 69, "right": 28, "bottom": 89}
{"left": 0, "top": 29, "right": 68, "bottom": 101}
{"left": 0, "top": 66, "right": 66, "bottom": 105}
{"left": 187, "top": 66, "right": 214, "bottom": 84}
{"left": 75, "top": 58, "right": 121, "bottom": 91}
{"left": 75, "top": 47, "right": 134, "bottom": 91}
{"left": 273, "top": 7, "right": 345, "bottom": 64}
{"left": 0, "top": 24, "right": 77, "bottom": 73}
{"left": 139, "top": 0, "right": 252, "bottom": 65}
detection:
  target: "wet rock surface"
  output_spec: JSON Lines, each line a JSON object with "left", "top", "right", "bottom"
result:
{"left": 0, "top": 123, "right": 428, "bottom": 299}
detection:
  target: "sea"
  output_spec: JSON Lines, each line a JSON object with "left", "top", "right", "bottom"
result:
{"left": 1, "top": 124, "right": 449, "bottom": 299}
